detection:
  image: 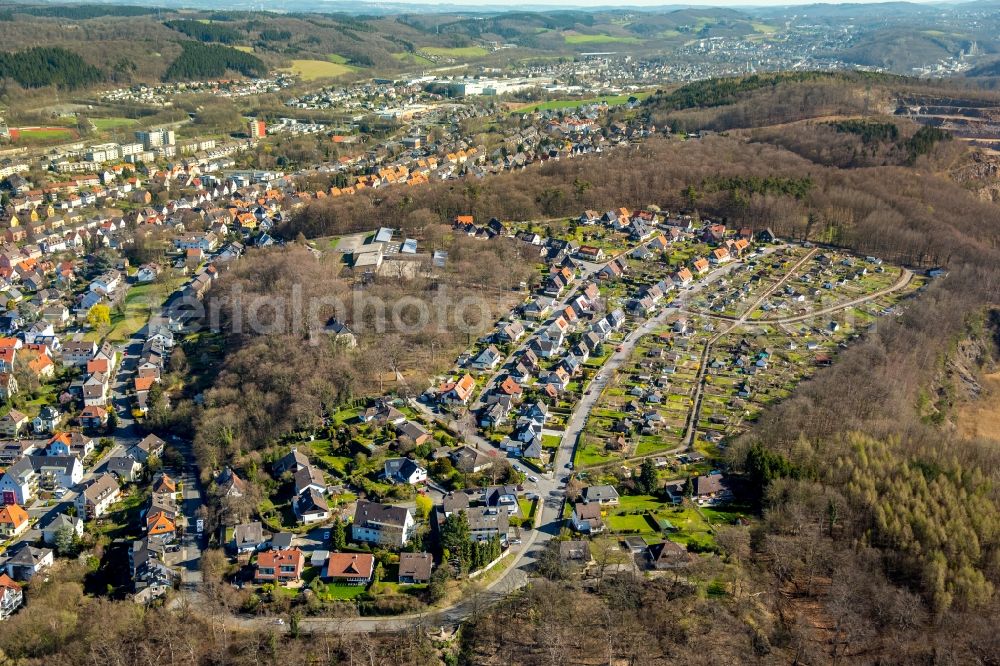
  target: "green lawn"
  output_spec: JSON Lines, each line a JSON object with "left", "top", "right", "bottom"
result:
{"left": 92, "top": 117, "right": 139, "bottom": 130}
{"left": 319, "top": 583, "right": 369, "bottom": 601}
{"left": 541, "top": 434, "right": 561, "bottom": 450}
{"left": 605, "top": 513, "right": 656, "bottom": 534}
{"left": 616, "top": 494, "right": 667, "bottom": 512}
{"left": 518, "top": 498, "right": 537, "bottom": 524}
{"left": 327, "top": 53, "right": 350, "bottom": 64}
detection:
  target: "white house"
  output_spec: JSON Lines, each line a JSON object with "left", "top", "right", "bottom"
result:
{"left": 351, "top": 501, "right": 414, "bottom": 547}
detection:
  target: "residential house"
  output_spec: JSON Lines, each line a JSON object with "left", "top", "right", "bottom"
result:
{"left": 324, "top": 552, "right": 374, "bottom": 585}
{"left": 61, "top": 338, "right": 97, "bottom": 366}
{"left": 79, "top": 405, "right": 109, "bottom": 429}
{"left": 216, "top": 467, "right": 247, "bottom": 497}
{"left": 465, "top": 506, "right": 509, "bottom": 543}
{"left": 484, "top": 485, "right": 519, "bottom": 516}
{"left": 384, "top": 458, "right": 428, "bottom": 485}
{"left": 471, "top": 345, "right": 503, "bottom": 371}
{"left": 146, "top": 511, "right": 176, "bottom": 542}
{"left": 0, "top": 373, "right": 17, "bottom": 400}
{"left": 438, "top": 373, "right": 475, "bottom": 405}
{"left": 648, "top": 540, "right": 693, "bottom": 569}
{"left": 40, "top": 513, "right": 83, "bottom": 545}
{"left": 273, "top": 446, "right": 309, "bottom": 476}
{"left": 32, "top": 406, "right": 61, "bottom": 435}
{"left": 130, "top": 434, "right": 165, "bottom": 463}
{"left": 581, "top": 485, "right": 620, "bottom": 506}
{"left": 352, "top": 500, "right": 415, "bottom": 547}
{"left": 294, "top": 488, "right": 330, "bottom": 524}
{"left": 293, "top": 465, "right": 327, "bottom": 496}
{"left": 0, "top": 409, "right": 28, "bottom": 437}
{"left": 496, "top": 320, "right": 525, "bottom": 343}
{"left": 46, "top": 432, "right": 94, "bottom": 459}
{"left": 0, "top": 458, "right": 37, "bottom": 505}
{"left": 255, "top": 548, "right": 305, "bottom": 583}
{"left": 232, "top": 521, "right": 266, "bottom": 554}
{"left": 4, "top": 543, "right": 53, "bottom": 581}
{"left": 107, "top": 456, "right": 143, "bottom": 483}
{"left": 0, "top": 574, "right": 22, "bottom": 620}
{"left": 82, "top": 372, "right": 109, "bottom": 406}
{"left": 450, "top": 446, "right": 493, "bottom": 474}
{"left": 558, "top": 541, "right": 593, "bottom": 569}
{"left": 395, "top": 420, "right": 431, "bottom": 446}
{"left": 571, "top": 501, "right": 605, "bottom": 534}
{"left": 29, "top": 455, "right": 82, "bottom": 489}
{"left": 0, "top": 504, "right": 29, "bottom": 538}
{"left": 75, "top": 473, "right": 121, "bottom": 519}
{"left": 692, "top": 473, "right": 728, "bottom": 500}
{"left": 397, "top": 552, "right": 433, "bottom": 584}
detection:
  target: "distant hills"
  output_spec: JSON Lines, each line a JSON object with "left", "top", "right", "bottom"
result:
{"left": 2, "top": 1, "right": 1000, "bottom": 90}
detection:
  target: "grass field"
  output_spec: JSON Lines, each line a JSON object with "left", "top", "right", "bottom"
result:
{"left": 393, "top": 52, "right": 434, "bottom": 66}
{"left": 283, "top": 59, "right": 357, "bottom": 80}
{"left": 751, "top": 22, "right": 779, "bottom": 34}
{"left": 327, "top": 53, "right": 349, "bottom": 64}
{"left": 92, "top": 117, "right": 139, "bottom": 130}
{"left": 233, "top": 45, "right": 254, "bottom": 53}
{"left": 420, "top": 46, "right": 489, "bottom": 58}
{"left": 564, "top": 33, "right": 642, "bottom": 45}
{"left": 511, "top": 91, "right": 651, "bottom": 114}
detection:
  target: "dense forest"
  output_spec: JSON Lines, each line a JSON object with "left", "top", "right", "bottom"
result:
{"left": 0, "top": 46, "right": 103, "bottom": 90}
{"left": 164, "top": 19, "right": 245, "bottom": 45}
{"left": 162, "top": 41, "right": 267, "bottom": 81}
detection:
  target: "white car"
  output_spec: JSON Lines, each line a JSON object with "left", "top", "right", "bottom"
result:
{"left": 527, "top": 475, "right": 539, "bottom": 483}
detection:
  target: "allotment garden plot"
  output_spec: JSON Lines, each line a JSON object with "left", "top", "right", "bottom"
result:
{"left": 576, "top": 250, "right": 922, "bottom": 469}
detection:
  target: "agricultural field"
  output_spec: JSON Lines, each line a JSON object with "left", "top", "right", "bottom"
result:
{"left": 282, "top": 59, "right": 358, "bottom": 81}
{"left": 419, "top": 46, "right": 489, "bottom": 58}
{"left": 564, "top": 33, "right": 643, "bottom": 45}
